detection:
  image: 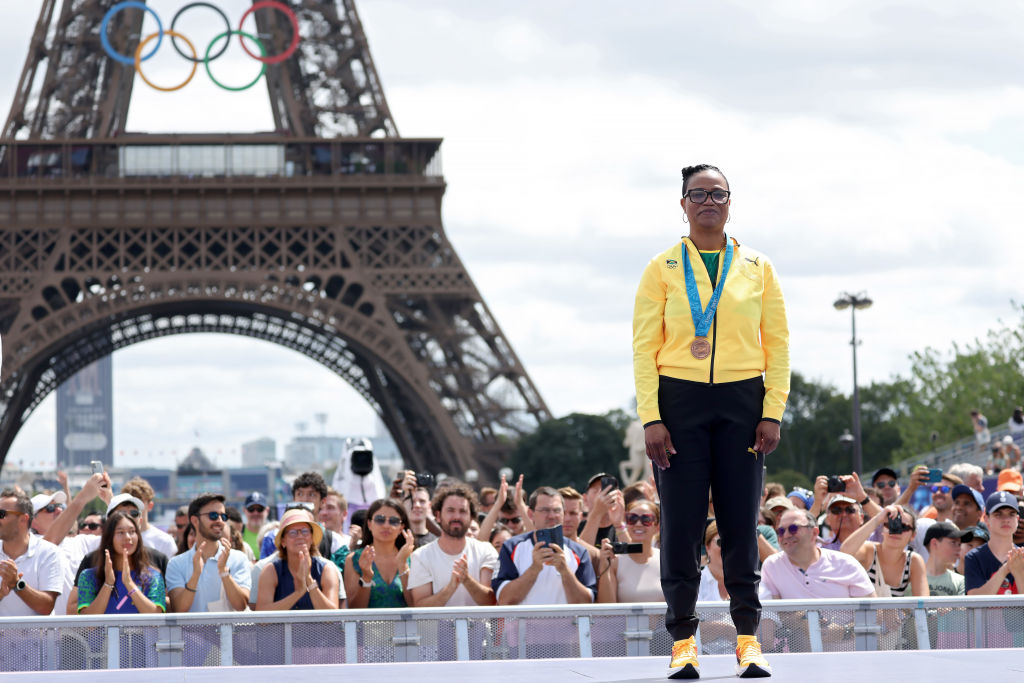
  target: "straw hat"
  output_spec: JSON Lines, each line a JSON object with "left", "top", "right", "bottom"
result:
{"left": 274, "top": 508, "right": 322, "bottom": 550}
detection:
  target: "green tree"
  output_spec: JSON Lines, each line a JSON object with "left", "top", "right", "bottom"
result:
{"left": 508, "top": 412, "right": 627, "bottom": 492}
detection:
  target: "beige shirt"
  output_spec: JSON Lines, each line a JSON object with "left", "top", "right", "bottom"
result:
{"left": 615, "top": 548, "right": 663, "bottom": 602}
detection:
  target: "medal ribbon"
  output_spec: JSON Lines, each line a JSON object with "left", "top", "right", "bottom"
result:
{"left": 682, "top": 237, "right": 734, "bottom": 337}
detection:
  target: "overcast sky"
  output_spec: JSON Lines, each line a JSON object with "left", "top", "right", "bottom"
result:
{"left": 3, "top": 0, "right": 1024, "bottom": 472}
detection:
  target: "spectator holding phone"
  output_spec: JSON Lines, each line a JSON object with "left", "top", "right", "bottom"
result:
{"left": 596, "top": 499, "right": 662, "bottom": 602}
{"left": 492, "top": 487, "right": 596, "bottom": 605}
{"left": 580, "top": 473, "right": 627, "bottom": 547}
{"left": 839, "top": 505, "right": 928, "bottom": 597}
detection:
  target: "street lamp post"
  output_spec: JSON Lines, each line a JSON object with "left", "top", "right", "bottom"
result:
{"left": 834, "top": 292, "right": 872, "bottom": 474}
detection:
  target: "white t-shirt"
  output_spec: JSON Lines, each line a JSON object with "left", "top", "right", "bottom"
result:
{"left": 54, "top": 533, "right": 101, "bottom": 615}
{"left": 142, "top": 526, "right": 178, "bottom": 558}
{"left": 408, "top": 538, "right": 499, "bottom": 607}
{"left": 0, "top": 534, "right": 66, "bottom": 616}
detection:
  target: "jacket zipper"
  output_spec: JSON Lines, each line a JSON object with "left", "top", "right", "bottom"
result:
{"left": 709, "top": 315, "right": 717, "bottom": 385}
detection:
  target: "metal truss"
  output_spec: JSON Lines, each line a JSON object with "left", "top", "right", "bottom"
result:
{"left": 3, "top": 0, "right": 397, "bottom": 140}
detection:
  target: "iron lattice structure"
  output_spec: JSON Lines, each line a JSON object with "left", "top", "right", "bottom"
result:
{"left": 0, "top": 1, "right": 550, "bottom": 477}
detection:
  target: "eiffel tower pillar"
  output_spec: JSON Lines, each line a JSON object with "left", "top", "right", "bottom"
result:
{"left": 0, "top": 0, "right": 550, "bottom": 479}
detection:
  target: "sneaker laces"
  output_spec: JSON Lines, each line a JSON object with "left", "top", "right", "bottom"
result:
{"left": 737, "top": 638, "right": 764, "bottom": 660}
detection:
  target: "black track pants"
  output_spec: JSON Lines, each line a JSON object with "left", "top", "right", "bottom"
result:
{"left": 654, "top": 375, "right": 765, "bottom": 640}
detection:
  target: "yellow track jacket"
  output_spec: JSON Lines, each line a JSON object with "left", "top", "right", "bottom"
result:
{"left": 632, "top": 236, "right": 791, "bottom": 425}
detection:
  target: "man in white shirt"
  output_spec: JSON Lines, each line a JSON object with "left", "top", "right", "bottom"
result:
{"left": 409, "top": 482, "right": 498, "bottom": 607}
{"left": 0, "top": 488, "right": 65, "bottom": 616}
{"left": 121, "top": 477, "right": 178, "bottom": 557}
{"left": 166, "top": 493, "right": 251, "bottom": 613}
{"left": 30, "top": 475, "right": 111, "bottom": 615}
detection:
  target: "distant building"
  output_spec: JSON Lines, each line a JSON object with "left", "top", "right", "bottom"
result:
{"left": 284, "top": 435, "right": 345, "bottom": 469}
{"left": 242, "top": 437, "right": 276, "bottom": 467}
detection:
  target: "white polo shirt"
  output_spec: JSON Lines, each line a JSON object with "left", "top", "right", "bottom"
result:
{"left": 142, "top": 526, "right": 178, "bottom": 558}
{"left": 0, "top": 534, "right": 66, "bottom": 616}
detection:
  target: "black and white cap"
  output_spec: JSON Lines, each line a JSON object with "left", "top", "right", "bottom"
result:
{"left": 985, "top": 491, "right": 1020, "bottom": 516}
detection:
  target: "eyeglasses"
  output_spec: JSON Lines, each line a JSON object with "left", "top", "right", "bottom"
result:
{"left": 626, "top": 513, "right": 657, "bottom": 526}
{"left": 829, "top": 506, "right": 858, "bottom": 515}
{"left": 0, "top": 509, "right": 26, "bottom": 520}
{"left": 684, "top": 188, "right": 731, "bottom": 205}
{"left": 499, "top": 516, "right": 521, "bottom": 525}
{"left": 372, "top": 514, "right": 402, "bottom": 527}
{"left": 203, "top": 512, "right": 229, "bottom": 522}
{"left": 79, "top": 522, "right": 102, "bottom": 531}
{"left": 875, "top": 481, "right": 898, "bottom": 489}
{"left": 776, "top": 524, "right": 810, "bottom": 537}
{"left": 40, "top": 503, "right": 65, "bottom": 514}
{"left": 286, "top": 527, "right": 312, "bottom": 538}
{"left": 246, "top": 506, "right": 266, "bottom": 513}
{"left": 930, "top": 485, "right": 951, "bottom": 494}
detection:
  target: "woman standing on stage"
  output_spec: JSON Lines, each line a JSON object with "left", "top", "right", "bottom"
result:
{"left": 633, "top": 164, "right": 790, "bottom": 679}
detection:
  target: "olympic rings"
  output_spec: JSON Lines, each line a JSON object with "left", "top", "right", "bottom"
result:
{"left": 205, "top": 31, "right": 268, "bottom": 92}
{"left": 171, "top": 3, "right": 231, "bottom": 64}
{"left": 237, "top": 1, "right": 300, "bottom": 65}
{"left": 135, "top": 31, "right": 198, "bottom": 93}
{"left": 101, "top": 1, "right": 163, "bottom": 65}
{"left": 99, "top": 1, "right": 301, "bottom": 91}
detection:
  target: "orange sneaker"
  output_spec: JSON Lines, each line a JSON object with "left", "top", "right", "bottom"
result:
{"left": 667, "top": 636, "right": 699, "bottom": 679}
{"left": 735, "top": 635, "right": 771, "bottom": 678}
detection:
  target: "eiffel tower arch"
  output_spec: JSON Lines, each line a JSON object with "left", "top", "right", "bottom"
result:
{"left": 0, "top": 0, "right": 551, "bottom": 477}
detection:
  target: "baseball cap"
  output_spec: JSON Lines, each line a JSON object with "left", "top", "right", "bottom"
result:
{"left": 997, "top": 469, "right": 1024, "bottom": 494}
{"left": 826, "top": 494, "right": 858, "bottom": 508}
{"left": 923, "top": 521, "right": 968, "bottom": 547}
{"left": 765, "top": 496, "right": 795, "bottom": 511}
{"left": 787, "top": 488, "right": 813, "bottom": 509}
{"left": 950, "top": 485, "right": 984, "bottom": 511}
{"left": 985, "top": 490, "right": 1020, "bottom": 516}
{"left": 244, "top": 491, "right": 268, "bottom": 509}
{"left": 30, "top": 491, "right": 67, "bottom": 513}
{"left": 871, "top": 467, "right": 898, "bottom": 484}
{"left": 1003, "top": 435, "right": 1015, "bottom": 445}
{"left": 961, "top": 525, "right": 990, "bottom": 544}
{"left": 106, "top": 493, "right": 145, "bottom": 516}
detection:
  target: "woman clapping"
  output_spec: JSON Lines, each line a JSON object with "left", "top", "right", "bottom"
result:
{"left": 256, "top": 508, "right": 340, "bottom": 610}
{"left": 344, "top": 498, "right": 415, "bottom": 608}
{"left": 77, "top": 511, "right": 165, "bottom": 614}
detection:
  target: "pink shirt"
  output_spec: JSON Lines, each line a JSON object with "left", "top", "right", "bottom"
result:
{"left": 759, "top": 548, "right": 874, "bottom": 600}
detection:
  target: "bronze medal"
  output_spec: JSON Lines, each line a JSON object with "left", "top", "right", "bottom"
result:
{"left": 690, "top": 337, "right": 711, "bottom": 360}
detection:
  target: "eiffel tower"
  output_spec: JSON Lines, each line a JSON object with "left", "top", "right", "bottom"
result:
{"left": 0, "top": 0, "right": 550, "bottom": 478}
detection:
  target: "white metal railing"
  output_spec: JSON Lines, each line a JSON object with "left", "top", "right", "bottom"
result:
{"left": 1, "top": 597, "right": 1024, "bottom": 672}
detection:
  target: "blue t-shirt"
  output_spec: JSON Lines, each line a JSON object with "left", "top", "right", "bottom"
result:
{"left": 965, "top": 544, "right": 1017, "bottom": 594}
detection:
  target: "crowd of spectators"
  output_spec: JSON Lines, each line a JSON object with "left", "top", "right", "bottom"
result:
{"left": 3, "top": 454, "right": 1024, "bottom": 645}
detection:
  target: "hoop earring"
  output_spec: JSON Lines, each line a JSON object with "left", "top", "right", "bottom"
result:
{"left": 726, "top": 214, "right": 731, "bottom": 223}
{"left": 682, "top": 215, "right": 688, "bottom": 224}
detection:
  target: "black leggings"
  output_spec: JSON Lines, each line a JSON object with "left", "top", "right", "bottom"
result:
{"left": 654, "top": 375, "right": 765, "bottom": 640}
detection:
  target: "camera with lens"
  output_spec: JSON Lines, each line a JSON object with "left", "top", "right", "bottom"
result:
{"left": 415, "top": 472, "right": 436, "bottom": 489}
{"left": 886, "top": 515, "right": 911, "bottom": 534}
{"left": 826, "top": 475, "right": 846, "bottom": 493}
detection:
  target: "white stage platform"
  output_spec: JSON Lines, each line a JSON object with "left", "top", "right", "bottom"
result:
{"left": 2, "top": 649, "right": 1019, "bottom": 682}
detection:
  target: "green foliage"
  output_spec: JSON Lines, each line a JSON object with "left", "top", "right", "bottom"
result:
{"left": 507, "top": 412, "right": 627, "bottom": 492}
{"left": 763, "top": 468, "right": 812, "bottom": 492}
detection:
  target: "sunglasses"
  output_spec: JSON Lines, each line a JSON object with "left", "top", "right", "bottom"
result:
{"left": 625, "top": 513, "right": 656, "bottom": 526}
{"left": 776, "top": 523, "right": 810, "bottom": 537}
{"left": 930, "top": 485, "right": 951, "bottom": 494}
{"left": 0, "top": 509, "right": 26, "bottom": 520}
{"left": 499, "top": 516, "right": 522, "bottom": 525}
{"left": 79, "top": 522, "right": 102, "bottom": 531}
{"left": 829, "top": 506, "right": 858, "bottom": 515}
{"left": 203, "top": 512, "right": 229, "bottom": 522}
{"left": 247, "top": 506, "right": 267, "bottom": 513}
{"left": 115, "top": 508, "right": 141, "bottom": 518}
{"left": 40, "top": 503, "right": 65, "bottom": 514}
{"left": 714, "top": 538, "right": 722, "bottom": 548}
{"left": 372, "top": 514, "right": 402, "bottom": 527}
{"left": 875, "top": 481, "right": 898, "bottom": 489}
